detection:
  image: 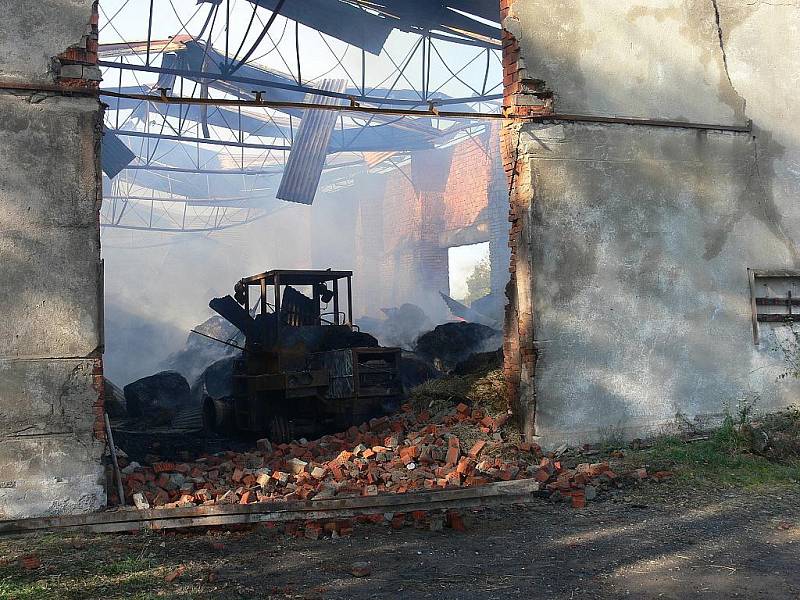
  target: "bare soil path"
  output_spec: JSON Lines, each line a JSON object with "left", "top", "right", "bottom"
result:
{"left": 1, "top": 480, "right": 798, "bottom": 599}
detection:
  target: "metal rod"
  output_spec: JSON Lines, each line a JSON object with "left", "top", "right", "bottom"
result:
{"left": 346, "top": 276, "right": 353, "bottom": 326}
{"left": 190, "top": 329, "right": 247, "bottom": 351}
{"left": 333, "top": 278, "right": 340, "bottom": 325}
{"left": 119, "top": 160, "right": 359, "bottom": 175}
{"left": 421, "top": 34, "right": 427, "bottom": 100}
{"left": 145, "top": 0, "right": 154, "bottom": 66}
{"left": 225, "top": 0, "right": 230, "bottom": 65}
{"left": 99, "top": 90, "right": 754, "bottom": 131}
{"left": 295, "top": 19, "right": 302, "bottom": 86}
{"left": 110, "top": 129, "right": 291, "bottom": 151}
{"left": 229, "top": 0, "right": 287, "bottom": 74}
{"left": 100, "top": 89, "right": 503, "bottom": 119}
{"left": 0, "top": 82, "right": 754, "bottom": 132}
{"left": 104, "top": 413, "right": 126, "bottom": 508}
{"left": 228, "top": 0, "right": 261, "bottom": 71}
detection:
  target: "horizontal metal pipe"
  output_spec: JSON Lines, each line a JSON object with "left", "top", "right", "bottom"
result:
{"left": 0, "top": 81, "right": 753, "bottom": 133}
{"left": 541, "top": 113, "right": 753, "bottom": 133}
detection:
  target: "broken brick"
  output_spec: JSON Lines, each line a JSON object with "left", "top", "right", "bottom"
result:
{"left": 446, "top": 510, "right": 466, "bottom": 532}
{"left": 468, "top": 439, "right": 487, "bottom": 458}
{"left": 445, "top": 446, "right": 460, "bottom": 466}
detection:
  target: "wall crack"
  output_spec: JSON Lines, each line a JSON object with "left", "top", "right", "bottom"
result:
{"left": 710, "top": 0, "right": 737, "bottom": 93}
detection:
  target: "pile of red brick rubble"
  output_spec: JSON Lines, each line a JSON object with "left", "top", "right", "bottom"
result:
{"left": 118, "top": 402, "right": 670, "bottom": 514}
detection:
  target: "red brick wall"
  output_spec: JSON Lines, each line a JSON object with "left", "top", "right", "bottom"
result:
{"left": 369, "top": 127, "right": 505, "bottom": 309}
{"left": 500, "top": 0, "right": 551, "bottom": 430}
{"left": 441, "top": 125, "right": 502, "bottom": 234}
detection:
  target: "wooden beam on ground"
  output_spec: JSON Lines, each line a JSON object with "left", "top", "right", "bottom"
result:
{"left": 0, "top": 480, "right": 539, "bottom": 536}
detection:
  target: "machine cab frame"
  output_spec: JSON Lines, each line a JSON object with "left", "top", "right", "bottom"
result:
{"left": 234, "top": 269, "right": 354, "bottom": 342}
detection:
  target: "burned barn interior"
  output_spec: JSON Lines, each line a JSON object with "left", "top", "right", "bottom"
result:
{"left": 0, "top": 0, "right": 523, "bottom": 518}
{"left": 2, "top": 0, "right": 800, "bottom": 563}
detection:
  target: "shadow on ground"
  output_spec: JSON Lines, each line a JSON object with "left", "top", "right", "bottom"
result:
{"left": 1, "top": 480, "right": 798, "bottom": 599}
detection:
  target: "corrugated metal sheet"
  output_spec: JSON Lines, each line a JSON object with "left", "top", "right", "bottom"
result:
{"left": 276, "top": 79, "right": 347, "bottom": 205}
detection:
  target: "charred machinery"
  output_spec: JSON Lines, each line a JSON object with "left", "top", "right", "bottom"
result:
{"left": 201, "top": 269, "right": 403, "bottom": 442}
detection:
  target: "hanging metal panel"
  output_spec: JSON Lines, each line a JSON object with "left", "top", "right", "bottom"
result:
{"left": 276, "top": 79, "right": 347, "bottom": 205}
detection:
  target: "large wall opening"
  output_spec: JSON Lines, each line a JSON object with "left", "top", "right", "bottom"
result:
{"left": 87, "top": 0, "right": 512, "bottom": 514}
{"left": 449, "top": 241, "right": 491, "bottom": 307}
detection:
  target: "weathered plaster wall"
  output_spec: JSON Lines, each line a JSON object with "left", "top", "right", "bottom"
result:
{"left": 504, "top": 0, "right": 800, "bottom": 444}
{"left": 0, "top": 1, "right": 106, "bottom": 518}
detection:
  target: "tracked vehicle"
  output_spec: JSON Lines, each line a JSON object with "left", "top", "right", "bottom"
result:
{"left": 201, "top": 269, "right": 403, "bottom": 442}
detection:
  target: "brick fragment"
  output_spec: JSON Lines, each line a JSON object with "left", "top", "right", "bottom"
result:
{"left": 445, "top": 446, "right": 460, "bottom": 466}
{"left": 468, "top": 439, "right": 487, "bottom": 458}
{"left": 304, "top": 522, "right": 323, "bottom": 540}
{"left": 446, "top": 510, "right": 466, "bottom": 532}
{"left": 18, "top": 555, "right": 41, "bottom": 570}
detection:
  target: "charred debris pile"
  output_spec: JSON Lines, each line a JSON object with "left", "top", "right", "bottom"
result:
{"left": 108, "top": 277, "right": 669, "bottom": 517}
{"left": 107, "top": 269, "right": 506, "bottom": 463}
{"left": 109, "top": 316, "right": 504, "bottom": 461}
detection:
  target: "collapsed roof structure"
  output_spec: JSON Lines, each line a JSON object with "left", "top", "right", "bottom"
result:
{"left": 98, "top": 0, "right": 503, "bottom": 231}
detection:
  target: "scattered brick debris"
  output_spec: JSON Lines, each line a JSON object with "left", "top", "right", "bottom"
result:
{"left": 446, "top": 510, "right": 466, "bottom": 531}
{"left": 116, "top": 401, "right": 666, "bottom": 516}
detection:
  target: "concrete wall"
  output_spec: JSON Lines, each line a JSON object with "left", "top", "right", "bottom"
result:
{"left": 0, "top": 1, "right": 106, "bottom": 518}
{"left": 504, "top": 0, "right": 800, "bottom": 444}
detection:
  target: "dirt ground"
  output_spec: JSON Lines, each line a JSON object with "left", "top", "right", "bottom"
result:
{"left": 1, "top": 478, "right": 798, "bottom": 599}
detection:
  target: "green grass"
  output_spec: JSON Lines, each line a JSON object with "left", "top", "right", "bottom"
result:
{"left": 630, "top": 417, "right": 800, "bottom": 488}
{"left": 0, "top": 533, "right": 186, "bottom": 600}
{"left": 0, "top": 563, "right": 162, "bottom": 600}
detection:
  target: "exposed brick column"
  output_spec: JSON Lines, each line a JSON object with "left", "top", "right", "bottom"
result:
{"left": 56, "top": 0, "right": 102, "bottom": 88}
{"left": 418, "top": 190, "right": 450, "bottom": 295}
{"left": 500, "top": 0, "right": 552, "bottom": 437}
{"left": 414, "top": 149, "right": 453, "bottom": 300}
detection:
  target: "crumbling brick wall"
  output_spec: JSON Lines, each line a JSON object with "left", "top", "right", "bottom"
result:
{"left": 55, "top": 0, "right": 101, "bottom": 87}
{"left": 360, "top": 128, "right": 507, "bottom": 313}
{"left": 499, "top": 0, "right": 553, "bottom": 438}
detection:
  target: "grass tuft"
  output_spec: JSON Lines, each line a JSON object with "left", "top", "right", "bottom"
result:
{"left": 629, "top": 412, "right": 800, "bottom": 488}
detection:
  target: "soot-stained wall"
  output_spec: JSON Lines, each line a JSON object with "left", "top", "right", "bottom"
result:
{"left": 502, "top": 0, "right": 800, "bottom": 445}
